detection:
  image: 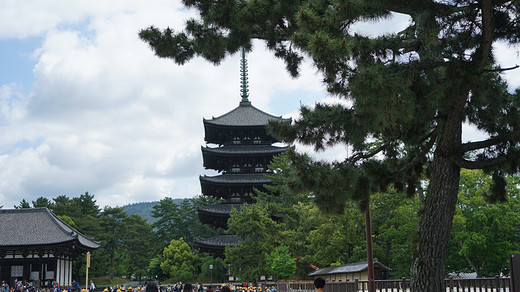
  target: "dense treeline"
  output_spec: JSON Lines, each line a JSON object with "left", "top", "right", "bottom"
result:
{"left": 12, "top": 155, "right": 520, "bottom": 283}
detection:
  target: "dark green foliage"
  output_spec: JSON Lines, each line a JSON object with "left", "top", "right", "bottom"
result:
{"left": 14, "top": 199, "right": 31, "bottom": 209}
{"left": 225, "top": 203, "right": 281, "bottom": 281}
{"left": 152, "top": 196, "right": 219, "bottom": 248}
{"left": 198, "top": 254, "right": 227, "bottom": 283}
{"left": 98, "top": 206, "right": 128, "bottom": 279}
{"left": 121, "top": 214, "right": 157, "bottom": 279}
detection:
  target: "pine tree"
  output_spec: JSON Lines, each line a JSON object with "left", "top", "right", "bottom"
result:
{"left": 140, "top": 1, "right": 520, "bottom": 291}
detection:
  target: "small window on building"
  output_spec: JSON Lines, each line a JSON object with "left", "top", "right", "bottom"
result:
{"left": 46, "top": 262, "right": 55, "bottom": 272}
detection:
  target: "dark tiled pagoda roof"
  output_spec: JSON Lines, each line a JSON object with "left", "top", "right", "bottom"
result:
{"left": 202, "top": 145, "right": 289, "bottom": 155}
{"left": 194, "top": 235, "right": 241, "bottom": 256}
{"left": 204, "top": 102, "right": 291, "bottom": 127}
{"left": 307, "top": 260, "right": 392, "bottom": 277}
{"left": 198, "top": 204, "right": 243, "bottom": 215}
{"left": 0, "top": 208, "right": 100, "bottom": 249}
{"left": 200, "top": 173, "right": 271, "bottom": 184}
{"left": 194, "top": 235, "right": 241, "bottom": 248}
{"left": 197, "top": 204, "right": 243, "bottom": 228}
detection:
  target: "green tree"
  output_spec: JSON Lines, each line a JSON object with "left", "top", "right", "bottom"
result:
{"left": 161, "top": 237, "right": 197, "bottom": 282}
{"left": 447, "top": 170, "right": 520, "bottom": 277}
{"left": 32, "top": 197, "right": 55, "bottom": 208}
{"left": 371, "top": 190, "right": 419, "bottom": 278}
{"left": 198, "top": 254, "right": 227, "bottom": 283}
{"left": 255, "top": 154, "right": 311, "bottom": 228}
{"left": 99, "top": 206, "right": 128, "bottom": 279}
{"left": 140, "top": 2, "right": 520, "bottom": 291}
{"left": 15, "top": 199, "right": 31, "bottom": 208}
{"left": 149, "top": 254, "right": 167, "bottom": 280}
{"left": 58, "top": 215, "right": 77, "bottom": 229}
{"left": 225, "top": 204, "right": 281, "bottom": 281}
{"left": 265, "top": 245, "right": 296, "bottom": 280}
{"left": 122, "top": 214, "right": 158, "bottom": 279}
{"left": 152, "top": 197, "right": 216, "bottom": 248}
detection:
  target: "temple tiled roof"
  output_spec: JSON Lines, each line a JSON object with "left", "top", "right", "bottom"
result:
{"left": 204, "top": 102, "right": 291, "bottom": 127}
{"left": 200, "top": 173, "right": 271, "bottom": 184}
{"left": 194, "top": 235, "right": 241, "bottom": 248}
{"left": 308, "top": 260, "right": 392, "bottom": 277}
{"left": 202, "top": 145, "right": 289, "bottom": 155}
{"left": 0, "top": 208, "right": 100, "bottom": 249}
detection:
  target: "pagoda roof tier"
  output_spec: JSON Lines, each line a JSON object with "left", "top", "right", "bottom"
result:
{"left": 200, "top": 173, "right": 270, "bottom": 199}
{"left": 0, "top": 208, "right": 101, "bottom": 250}
{"left": 202, "top": 145, "right": 289, "bottom": 156}
{"left": 194, "top": 235, "right": 240, "bottom": 257}
{"left": 198, "top": 204, "right": 243, "bottom": 215}
{"left": 204, "top": 102, "right": 291, "bottom": 127}
{"left": 200, "top": 173, "right": 271, "bottom": 185}
{"left": 197, "top": 204, "right": 242, "bottom": 228}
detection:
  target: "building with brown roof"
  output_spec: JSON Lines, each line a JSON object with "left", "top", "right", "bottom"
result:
{"left": 307, "top": 260, "right": 392, "bottom": 282}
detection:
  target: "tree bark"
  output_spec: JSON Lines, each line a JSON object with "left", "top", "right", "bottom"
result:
{"left": 410, "top": 153, "right": 460, "bottom": 291}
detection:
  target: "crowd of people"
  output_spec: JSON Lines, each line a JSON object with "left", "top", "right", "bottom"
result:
{"left": 1, "top": 279, "right": 41, "bottom": 292}
{"left": 142, "top": 282, "right": 278, "bottom": 292}
{"left": 1, "top": 280, "right": 287, "bottom": 292}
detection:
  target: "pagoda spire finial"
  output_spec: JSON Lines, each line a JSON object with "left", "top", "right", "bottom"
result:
{"left": 240, "top": 48, "right": 250, "bottom": 105}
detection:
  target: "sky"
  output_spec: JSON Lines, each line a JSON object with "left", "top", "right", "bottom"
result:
{"left": 0, "top": 1, "right": 519, "bottom": 210}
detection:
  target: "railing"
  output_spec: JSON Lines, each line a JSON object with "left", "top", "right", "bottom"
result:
{"left": 277, "top": 277, "right": 511, "bottom": 292}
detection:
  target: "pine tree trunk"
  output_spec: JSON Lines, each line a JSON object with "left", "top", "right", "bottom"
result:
{"left": 410, "top": 147, "right": 460, "bottom": 291}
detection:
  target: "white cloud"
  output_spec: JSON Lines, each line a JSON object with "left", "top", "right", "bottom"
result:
{"left": 0, "top": 0, "right": 328, "bottom": 209}
{"left": 1, "top": 1, "right": 519, "bottom": 210}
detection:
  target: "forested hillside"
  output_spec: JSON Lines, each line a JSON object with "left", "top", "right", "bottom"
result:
{"left": 121, "top": 200, "right": 185, "bottom": 224}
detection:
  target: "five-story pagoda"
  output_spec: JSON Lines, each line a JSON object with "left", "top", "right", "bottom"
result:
{"left": 194, "top": 50, "right": 291, "bottom": 257}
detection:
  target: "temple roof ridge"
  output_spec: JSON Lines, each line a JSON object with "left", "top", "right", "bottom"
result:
{"left": 0, "top": 207, "right": 100, "bottom": 249}
{"left": 204, "top": 103, "right": 290, "bottom": 126}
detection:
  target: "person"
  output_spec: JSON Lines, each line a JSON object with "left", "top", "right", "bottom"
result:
{"left": 220, "top": 287, "right": 230, "bottom": 292}
{"left": 313, "top": 278, "right": 325, "bottom": 292}
{"left": 145, "top": 282, "right": 158, "bottom": 292}
{"left": 72, "top": 280, "right": 80, "bottom": 292}
{"left": 89, "top": 281, "right": 96, "bottom": 292}
{"left": 182, "top": 283, "right": 192, "bottom": 292}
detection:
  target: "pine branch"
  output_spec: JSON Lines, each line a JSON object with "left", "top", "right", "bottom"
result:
{"left": 385, "top": 0, "right": 453, "bottom": 16}
{"left": 474, "top": 0, "right": 495, "bottom": 73}
{"left": 482, "top": 65, "right": 520, "bottom": 73}
{"left": 395, "top": 129, "right": 437, "bottom": 174}
{"left": 460, "top": 137, "right": 506, "bottom": 152}
{"left": 454, "top": 150, "right": 520, "bottom": 169}
{"left": 347, "top": 142, "right": 391, "bottom": 164}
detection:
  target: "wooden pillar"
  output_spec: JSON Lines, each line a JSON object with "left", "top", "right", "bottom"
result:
{"left": 365, "top": 202, "right": 375, "bottom": 292}
{"left": 0, "top": 251, "right": 5, "bottom": 284}
{"left": 38, "top": 250, "right": 45, "bottom": 288}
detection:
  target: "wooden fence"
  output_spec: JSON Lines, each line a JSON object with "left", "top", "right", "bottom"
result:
{"left": 276, "top": 277, "right": 511, "bottom": 292}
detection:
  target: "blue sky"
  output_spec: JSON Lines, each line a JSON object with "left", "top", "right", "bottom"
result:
{"left": 0, "top": 38, "right": 40, "bottom": 92}
{"left": 0, "top": 1, "right": 518, "bottom": 210}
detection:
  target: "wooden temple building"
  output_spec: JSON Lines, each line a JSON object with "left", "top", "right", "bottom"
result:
{"left": 0, "top": 208, "right": 100, "bottom": 288}
{"left": 194, "top": 50, "right": 290, "bottom": 256}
